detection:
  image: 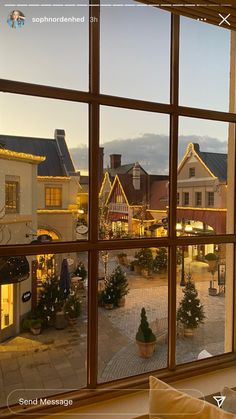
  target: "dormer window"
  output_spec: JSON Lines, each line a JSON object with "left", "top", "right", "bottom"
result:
{"left": 189, "top": 167, "right": 195, "bottom": 178}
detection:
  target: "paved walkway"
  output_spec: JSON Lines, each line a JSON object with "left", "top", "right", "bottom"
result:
{"left": 0, "top": 263, "right": 226, "bottom": 409}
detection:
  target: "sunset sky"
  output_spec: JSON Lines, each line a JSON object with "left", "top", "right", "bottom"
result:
{"left": 0, "top": 1, "right": 231, "bottom": 173}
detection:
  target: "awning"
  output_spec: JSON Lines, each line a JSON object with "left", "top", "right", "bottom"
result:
{"left": 108, "top": 213, "right": 128, "bottom": 222}
{"left": 0, "top": 256, "right": 30, "bottom": 285}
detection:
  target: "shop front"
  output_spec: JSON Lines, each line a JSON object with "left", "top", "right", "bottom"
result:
{"left": 0, "top": 256, "right": 30, "bottom": 342}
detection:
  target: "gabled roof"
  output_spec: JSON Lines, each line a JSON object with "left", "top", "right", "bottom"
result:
{"left": 197, "top": 150, "right": 227, "bottom": 183}
{"left": 178, "top": 143, "right": 227, "bottom": 182}
{"left": 108, "top": 163, "right": 148, "bottom": 178}
{"left": 107, "top": 174, "right": 148, "bottom": 206}
{"left": 0, "top": 134, "right": 76, "bottom": 177}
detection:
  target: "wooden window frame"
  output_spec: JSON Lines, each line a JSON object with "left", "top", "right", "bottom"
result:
{"left": 45, "top": 186, "right": 62, "bottom": 208}
{"left": 1, "top": 4, "right": 236, "bottom": 409}
{"left": 195, "top": 191, "right": 202, "bottom": 207}
{"left": 189, "top": 167, "right": 195, "bottom": 178}
{"left": 207, "top": 191, "right": 214, "bottom": 207}
{"left": 5, "top": 180, "right": 19, "bottom": 214}
{"left": 183, "top": 192, "right": 189, "bottom": 206}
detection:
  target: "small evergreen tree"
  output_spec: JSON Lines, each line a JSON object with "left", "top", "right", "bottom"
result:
{"left": 110, "top": 265, "right": 129, "bottom": 306}
{"left": 74, "top": 261, "right": 87, "bottom": 280}
{"left": 136, "top": 307, "right": 156, "bottom": 343}
{"left": 134, "top": 248, "right": 153, "bottom": 271}
{"left": 37, "top": 275, "right": 65, "bottom": 326}
{"left": 153, "top": 247, "right": 168, "bottom": 272}
{"left": 177, "top": 278, "right": 205, "bottom": 329}
{"left": 102, "top": 265, "right": 129, "bottom": 307}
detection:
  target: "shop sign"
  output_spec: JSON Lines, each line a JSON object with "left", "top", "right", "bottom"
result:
{"left": 22, "top": 291, "right": 32, "bottom": 303}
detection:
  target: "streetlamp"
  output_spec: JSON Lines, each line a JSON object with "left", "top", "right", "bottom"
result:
{"left": 176, "top": 221, "right": 193, "bottom": 286}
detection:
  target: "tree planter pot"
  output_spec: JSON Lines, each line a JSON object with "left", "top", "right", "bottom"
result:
{"left": 134, "top": 265, "right": 141, "bottom": 274}
{"left": 30, "top": 327, "right": 41, "bottom": 335}
{"left": 117, "top": 297, "right": 125, "bottom": 307}
{"left": 118, "top": 256, "right": 128, "bottom": 265}
{"left": 208, "top": 260, "right": 217, "bottom": 271}
{"left": 208, "top": 287, "right": 217, "bottom": 296}
{"left": 68, "top": 317, "right": 78, "bottom": 326}
{"left": 136, "top": 340, "right": 156, "bottom": 358}
{"left": 104, "top": 303, "right": 114, "bottom": 310}
{"left": 184, "top": 328, "right": 194, "bottom": 337}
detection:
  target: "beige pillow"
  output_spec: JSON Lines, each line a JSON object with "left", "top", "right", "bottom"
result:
{"left": 221, "top": 387, "right": 236, "bottom": 414}
{"left": 149, "top": 376, "right": 236, "bottom": 419}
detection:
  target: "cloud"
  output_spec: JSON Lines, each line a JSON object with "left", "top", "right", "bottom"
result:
{"left": 69, "top": 134, "right": 227, "bottom": 174}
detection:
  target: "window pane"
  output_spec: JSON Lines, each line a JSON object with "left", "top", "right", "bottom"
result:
{"left": 98, "top": 247, "right": 168, "bottom": 382}
{"left": 180, "top": 17, "right": 230, "bottom": 112}
{"left": 99, "top": 107, "right": 169, "bottom": 240}
{"left": 0, "top": 251, "right": 88, "bottom": 408}
{"left": 176, "top": 243, "right": 233, "bottom": 365}
{"left": 0, "top": 3, "right": 89, "bottom": 90}
{"left": 101, "top": 0, "right": 170, "bottom": 103}
{"left": 0, "top": 94, "right": 88, "bottom": 244}
{"left": 178, "top": 117, "right": 233, "bottom": 235}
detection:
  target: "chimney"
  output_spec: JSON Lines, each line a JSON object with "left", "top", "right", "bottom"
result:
{"left": 110, "top": 154, "right": 121, "bottom": 169}
{"left": 99, "top": 147, "right": 104, "bottom": 184}
{"left": 54, "top": 129, "right": 65, "bottom": 142}
{"left": 133, "top": 162, "right": 140, "bottom": 190}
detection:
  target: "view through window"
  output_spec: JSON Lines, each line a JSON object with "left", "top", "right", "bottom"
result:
{"left": 0, "top": 0, "right": 236, "bottom": 412}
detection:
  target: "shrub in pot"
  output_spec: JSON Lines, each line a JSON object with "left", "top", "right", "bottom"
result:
{"left": 117, "top": 252, "right": 128, "bottom": 265}
{"left": 134, "top": 249, "right": 153, "bottom": 277}
{"left": 30, "top": 319, "right": 42, "bottom": 335}
{"left": 153, "top": 248, "right": 168, "bottom": 273}
{"left": 136, "top": 307, "right": 156, "bottom": 358}
{"left": 64, "top": 294, "right": 81, "bottom": 324}
{"left": 109, "top": 265, "right": 129, "bottom": 307}
{"left": 177, "top": 278, "right": 205, "bottom": 336}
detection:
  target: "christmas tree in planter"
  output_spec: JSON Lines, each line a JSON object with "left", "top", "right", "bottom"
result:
{"left": 177, "top": 276, "right": 205, "bottom": 337}
{"left": 110, "top": 265, "right": 129, "bottom": 307}
{"left": 37, "top": 275, "right": 65, "bottom": 327}
{"left": 102, "top": 265, "right": 129, "bottom": 308}
{"left": 153, "top": 248, "right": 168, "bottom": 273}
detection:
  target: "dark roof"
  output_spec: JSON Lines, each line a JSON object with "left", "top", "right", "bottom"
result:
{"left": 116, "top": 174, "right": 148, "bottom": 205}
{"left": 0, "top": 134, "right": 76, "bottom": 177}
{"left": 197, "top": 149, "right": 227, "bottom": 182}
{"left": 108, "top": 163, "right": 148, "bottom": 178}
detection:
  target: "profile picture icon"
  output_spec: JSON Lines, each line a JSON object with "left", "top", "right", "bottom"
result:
{"left": 7, "top": 10, "right": 25, "bottom": 29}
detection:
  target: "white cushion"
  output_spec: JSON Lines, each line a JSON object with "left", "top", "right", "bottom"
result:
{"left": 149, "top": 376, "right": 235, "bottom": 419}
{"left": 221, "top": 387, "right": 236, "bottom": 414}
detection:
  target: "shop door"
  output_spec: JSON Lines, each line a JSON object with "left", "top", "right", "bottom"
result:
{"left": 0, "top": 284, "right": 15, "bottom": 342}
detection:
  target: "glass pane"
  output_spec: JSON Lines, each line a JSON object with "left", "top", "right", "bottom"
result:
{"left": 1, "top": 284, "right": 13, "bottom": 329}
{"left": 178, "top": 117, "right": 232, "bottom": 235}
{"left": 99, "top": 107, "right": 169, "bottom": 239}
{"left": 101, "top": 0, "right": 170, "bottom": 103}
{"left": 0, "top": 3, "right": 89, "bottom": 90}
{"left": 98, "top": 247, "right": 168, "bottom": 382}
{"left": 0, "top": 94, "right": 88, "bottom": 244}
{"left": 176, "top": 243, "right": 233, "bottom": 365}
{"left": 0, "top": 251, "right": 88, "bottom": 408}
{"left": 180, "top": 17, "right": 230, "bottom": 112}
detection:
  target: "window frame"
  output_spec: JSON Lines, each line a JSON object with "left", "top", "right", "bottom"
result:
{"left": 0, "top": 5, "right": 236, "bottom": 407}
{"left": 183, "top": 191, "right": 189, "bottom": 206}
{"left": 45, "top": 186, "right": 62, "bottom": 208}
{"left": 189, "top": 167, "right": 195, "bottom": 178}
{"left": 5, "top": 180, "right": 19, "bottom": 214}
{"left": 195, "top": 191, "right": 202, "bottom": 207}
{"left": 207, "top": 191, "right": 214, "bottom": 207}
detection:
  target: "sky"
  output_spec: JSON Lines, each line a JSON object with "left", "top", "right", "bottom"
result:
{"left": 0, "top": 1, "right": 231, "bottom": 173}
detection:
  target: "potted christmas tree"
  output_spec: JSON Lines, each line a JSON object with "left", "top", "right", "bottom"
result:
{"left": 136, "top": 307, "right": 156, "bottom": 358}
{"left": 205, "top": 253, "right": 218, "bottom": 296}
{"left": 36, "top": 275, "right": 65, "bottom": 327}
{"left": 117, "top": 252, "right": 128, "bottom": 266}
{"left": 134, "top": 248, "right": 153, "bottom": 277}
{"left": 153, "top": 248, "right": 168, "bottom": 273}
{"left": 64, "top": 294, "right": 81, "bottom": 325}
{"left": 177, "top": 277, "right": 205, "bottom": 337}
{"left": 109, "top": 265, "right": 129, "bottom": 307}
